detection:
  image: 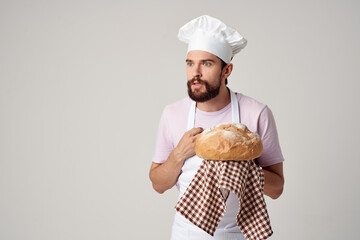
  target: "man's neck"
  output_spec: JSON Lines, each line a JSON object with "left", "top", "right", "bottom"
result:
{"left": 196, "top": 87, "right": 231, "bottom": 112}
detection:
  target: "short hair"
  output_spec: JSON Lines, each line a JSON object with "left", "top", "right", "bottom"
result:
{"left": 220, "top": 59, "right": 228, "bottom": 85}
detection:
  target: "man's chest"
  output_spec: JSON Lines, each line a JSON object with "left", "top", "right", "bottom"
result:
{"left": 172, "top": 109, "right": 233, "bottom": 147}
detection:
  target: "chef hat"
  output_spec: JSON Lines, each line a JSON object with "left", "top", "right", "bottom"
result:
{"left": 178, "top": 15, "right": 247, "bottom": 63}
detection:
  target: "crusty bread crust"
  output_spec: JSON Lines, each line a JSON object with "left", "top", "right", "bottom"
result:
{"left": 195, "top": 123, "right": 263, "bottom": 161}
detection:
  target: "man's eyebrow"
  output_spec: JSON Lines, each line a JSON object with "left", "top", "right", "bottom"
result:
{"left": 200, "top": 59, "right": 216, "bottom": 62}
{"left": 185, "top": 59, "right": 216, "bottom": 62}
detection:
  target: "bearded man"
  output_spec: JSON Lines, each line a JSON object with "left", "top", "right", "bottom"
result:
{"left": 149, "top": 15, "right": 284, "bottom": 240}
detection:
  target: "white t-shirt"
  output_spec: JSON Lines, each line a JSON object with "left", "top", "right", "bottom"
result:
{"left": 152, "top": 92, "right": 284, "bottom": 167}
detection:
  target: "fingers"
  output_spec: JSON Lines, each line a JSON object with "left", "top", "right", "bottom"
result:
{"left": 174, "top": 127, "right": 203, "bottom": 161}
{"left": 187, "top": 127, "right": 203, "bottom": 136}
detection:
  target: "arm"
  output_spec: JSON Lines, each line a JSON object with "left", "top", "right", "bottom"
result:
{"left": 256, "top": 106, "right": 285, "bottom": 199}
{"left": 262, "top": 162, "right": 284, "bottom": 199}
{"left": 149, "top": 127, "right": 203, "bottom": 194}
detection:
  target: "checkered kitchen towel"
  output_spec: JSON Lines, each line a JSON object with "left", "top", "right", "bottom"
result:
{"left": 175, "top": 160, "right": 273, "bottom": 240}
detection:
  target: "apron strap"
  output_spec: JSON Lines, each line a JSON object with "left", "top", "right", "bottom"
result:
{"left": 187, "top": 100, "right": 196, "bottom": 131}
{"left": 230, "top": 89, "right": 240, "bottom": 123}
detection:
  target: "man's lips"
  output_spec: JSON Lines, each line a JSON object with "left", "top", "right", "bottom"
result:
{"left": 192, "top": 82, "right": 203, "bottom": 89}
{"left": 190, "top": 79, "right": 205, "bottom": 89}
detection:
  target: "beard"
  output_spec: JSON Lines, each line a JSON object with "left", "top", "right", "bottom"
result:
{"left": 187, "top": 77, "right": 221, "bottom": 102}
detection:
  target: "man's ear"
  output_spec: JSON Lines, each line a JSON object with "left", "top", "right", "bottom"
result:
{"left": 223, "top": 63, "right": 233, "bottom": 79}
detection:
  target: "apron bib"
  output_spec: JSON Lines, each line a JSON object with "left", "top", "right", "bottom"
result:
{"left": 171, "top": 89, "right": 245, "bottom": 240}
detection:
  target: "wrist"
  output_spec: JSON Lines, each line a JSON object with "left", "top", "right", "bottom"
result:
{"left": 172, "top": 148, "right": 186, "bottom": 165}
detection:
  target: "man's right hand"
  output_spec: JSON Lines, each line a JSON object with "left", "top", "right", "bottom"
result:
{"left": 149, "top": 127, "right": 203, "bottom": 194}
{"left": 173, "top": 127, "right": 203, "bottom": 163}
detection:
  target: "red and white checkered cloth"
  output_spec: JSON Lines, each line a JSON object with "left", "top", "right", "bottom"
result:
{"left": 175, "top": 160, "right": 273, "bottom": 240}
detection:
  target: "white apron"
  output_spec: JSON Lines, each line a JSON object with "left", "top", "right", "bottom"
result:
{"left": 171, "top": 90, "right": 245, "bottom": 240}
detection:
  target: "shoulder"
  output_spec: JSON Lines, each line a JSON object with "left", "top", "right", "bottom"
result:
{"left": 236, "top": 92, "right": 268, "bottom": 127}
{"left": 157, "top": 97, "right": 191, "bottom": 146}
{"left": 162, "top": 97, "right": 192, "bottom": 118}
{"left": 158, "top": 97, "right": 192, "bottom": 133}
{"left": 236, "top": 92, "right": 267, "bottom": 113}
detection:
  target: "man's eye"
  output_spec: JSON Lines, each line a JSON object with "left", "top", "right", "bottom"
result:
{"left": 187, "top": 62, "right": 193, "bottom": 66}
{"left": 204, "top": 62, "right": 211, "bottom": 66}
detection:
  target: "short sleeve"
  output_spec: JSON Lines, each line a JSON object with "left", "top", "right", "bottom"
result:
{"left": 151, "top": 108, "right": 174, "bottom": 164}
{"left": 257, "top": 106, "right": 284, "bottom": 167}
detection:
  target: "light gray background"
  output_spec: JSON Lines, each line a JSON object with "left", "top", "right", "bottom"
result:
{"left": 1, "top": 0, "right": 359, "bottom": 239}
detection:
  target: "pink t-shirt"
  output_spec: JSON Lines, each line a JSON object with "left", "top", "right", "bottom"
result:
{"left": 152, "top": 92, "right": 284, "bottom": 167}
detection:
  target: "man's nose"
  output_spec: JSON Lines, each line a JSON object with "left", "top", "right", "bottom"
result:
{"left": 192, "top": 65, "right": 202, "bottom": 78}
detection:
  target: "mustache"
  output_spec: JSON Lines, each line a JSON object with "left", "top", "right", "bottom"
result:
{"left": 188, "top": 78, "right": 206, "bottom": 85}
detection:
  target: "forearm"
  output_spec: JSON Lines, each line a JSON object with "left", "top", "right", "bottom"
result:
{"left": 150, "top": 127, "right": 203, "bottom": 194}
{"left": 149, "top": 150, "right": 185, "bottom": 194}
{"left": 262, "top": 163, "right": 284, "bottom": 199}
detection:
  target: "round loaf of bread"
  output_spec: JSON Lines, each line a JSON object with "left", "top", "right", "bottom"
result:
{"left": 195, "top": 122, "right": 263, "bottom": 161}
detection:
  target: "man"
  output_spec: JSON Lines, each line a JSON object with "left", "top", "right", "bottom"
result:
{"left": 149, "top": 15, "right": 284, "bottom": 240}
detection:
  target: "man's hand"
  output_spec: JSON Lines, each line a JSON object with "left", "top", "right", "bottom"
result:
{"left": 173, "top": 127, "right": 203, "bottom": 163}
{"left": 149, "top": 127, "right": 203, "bottom": 194}
{"left": 262, "top": 163, "right": 284, "bottom": 199}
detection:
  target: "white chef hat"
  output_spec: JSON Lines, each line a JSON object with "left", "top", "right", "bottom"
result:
{"left": 178, "top": 15, "right": 247, "bottom": 63}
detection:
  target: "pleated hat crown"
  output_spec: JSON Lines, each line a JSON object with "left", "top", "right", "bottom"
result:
{"left": 178, "top": 15, "right": 247, "bottom": 63}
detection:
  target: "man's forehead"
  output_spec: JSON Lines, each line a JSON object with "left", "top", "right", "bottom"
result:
{"left": 186, "top": 50, "right": 219, "bottom": 61}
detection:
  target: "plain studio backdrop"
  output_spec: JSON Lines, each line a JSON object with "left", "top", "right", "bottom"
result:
{"left": 1, "top": 0, "right": 359, "bottom": 239}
